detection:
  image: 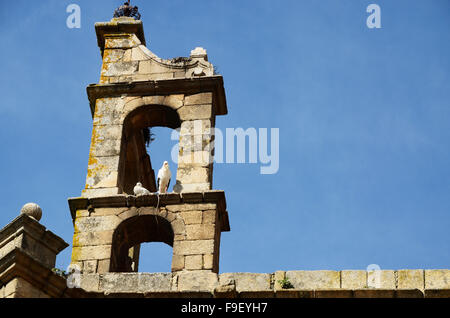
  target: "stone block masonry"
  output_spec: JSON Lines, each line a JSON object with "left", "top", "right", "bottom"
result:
{"left": 68, "top": 191, "right": 229, "bottom": 274}
{"left": 74, "top": 269, "right": 450, "bottom": 298}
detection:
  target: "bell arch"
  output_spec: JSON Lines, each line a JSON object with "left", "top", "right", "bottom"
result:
{"left": 109, "top": 214, "right": 177, "bottom": 272}
{"left": 118, "top": 103, "right": 181, "bottom": 195}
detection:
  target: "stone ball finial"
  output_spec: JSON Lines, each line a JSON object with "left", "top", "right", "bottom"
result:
{"left": 20, "top": 203, "right": 42, "bottom": 221}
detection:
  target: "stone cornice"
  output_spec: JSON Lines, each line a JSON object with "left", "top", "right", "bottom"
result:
{"left": 68, "top": 190, "right": 230, "bottom": 232}
{"left": 86, "top": 76, "right": 228, "bottom": 118}
{"left": 95, "top": 18, "right": 146, "bottom": 55}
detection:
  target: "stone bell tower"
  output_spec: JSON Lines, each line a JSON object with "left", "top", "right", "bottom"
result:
{"left": 68, "top": 9, "right": 229, "bottom": 276}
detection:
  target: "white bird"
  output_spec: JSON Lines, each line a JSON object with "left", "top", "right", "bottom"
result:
{"left": 133, "top": 182, "right": 151, "bottom": 196}
{"left": 157, "top": 161, "right": 172, "bottom": 194}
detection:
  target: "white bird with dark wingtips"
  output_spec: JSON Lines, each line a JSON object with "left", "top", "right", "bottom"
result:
{"left": 157, "top": 161, "right": 172, "bottom": 194}
{"left": 133, "top": 182, "right": 151, "bottom": 196}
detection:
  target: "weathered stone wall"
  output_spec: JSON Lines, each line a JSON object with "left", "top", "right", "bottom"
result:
{"left": 75, "top": 269, "right": 450, "bottom": 298}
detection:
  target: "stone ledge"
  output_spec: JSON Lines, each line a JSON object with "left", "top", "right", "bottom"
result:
{"left": 2, "top": 267, "right": 443, "bottom": 298}
{"left": 68, "top": 191, "right": 229, "bottom": 232}
{"left": 67, "top": 271, "right": 450, "bottom": 298}
{"left": 286, "top": 270, "right": 340, "bottom": 289}
{"left": 99, "top": 273, "right": 172, "bottom": 294}
{"left": 275, "top": 290, "right": 314, "bottom": 298}
{"left": 86, "top": 76, "right": 227, "bottom": 118}
{"left": 219, "top": 273, "right": 271, "bottom": 292}
{"left": 425, "top": 289, "right": 450, "bottom": 298}
{"left": 95, "top": 18, "right": 146, "bottom": 55}
{"left": 425, "top": 270, "right": 450, "bottom": 289}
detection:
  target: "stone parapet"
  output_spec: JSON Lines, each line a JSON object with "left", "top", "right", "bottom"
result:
{"left": 69, "top": 269, "right": 450, "bottom": 298}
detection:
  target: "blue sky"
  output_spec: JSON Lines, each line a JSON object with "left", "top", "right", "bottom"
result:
{"left": 0, "top": 0, "right": 449, "bottom": 273}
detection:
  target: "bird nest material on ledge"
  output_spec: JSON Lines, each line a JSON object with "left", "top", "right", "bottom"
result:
{"left": 113, "top": 1, "right": 141, "bottom": 20}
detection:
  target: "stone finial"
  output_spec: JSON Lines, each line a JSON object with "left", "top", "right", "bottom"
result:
{"left": 20, "top": 203, "right": 42, "bottom": 221}
{"left": 190, "top": 47, "right": 208, "bottom": 61}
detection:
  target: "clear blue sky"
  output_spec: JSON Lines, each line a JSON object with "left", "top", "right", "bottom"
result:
{"left": 0, "top": 0, "right": 449, "bottom": 273}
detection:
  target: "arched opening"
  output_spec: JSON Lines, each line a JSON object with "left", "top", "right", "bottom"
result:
{"left": 118, "top": 104, "right": 181, "bottom": 195}
{"left": 138, "top": 242, "right": 174, "bottom": 273}
{"left": 145, "top": 126, "right": 179, "bottom": 191}
{"left": 110, "top": 215, "right": 174, "bottom": 272}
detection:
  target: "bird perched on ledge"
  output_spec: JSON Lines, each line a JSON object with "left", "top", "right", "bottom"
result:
{"left": 113, "top": 1, "right": 141, "bottom": 20}
{"left": 157, "top": 161, "right": 172, "bottom": 194}
{"left": 133, "top": 182, "right": 150, "bottom": 196}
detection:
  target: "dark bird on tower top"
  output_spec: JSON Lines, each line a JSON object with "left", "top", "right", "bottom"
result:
{"left": 113, "top": 1, "right": 141, "bottom": 20}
